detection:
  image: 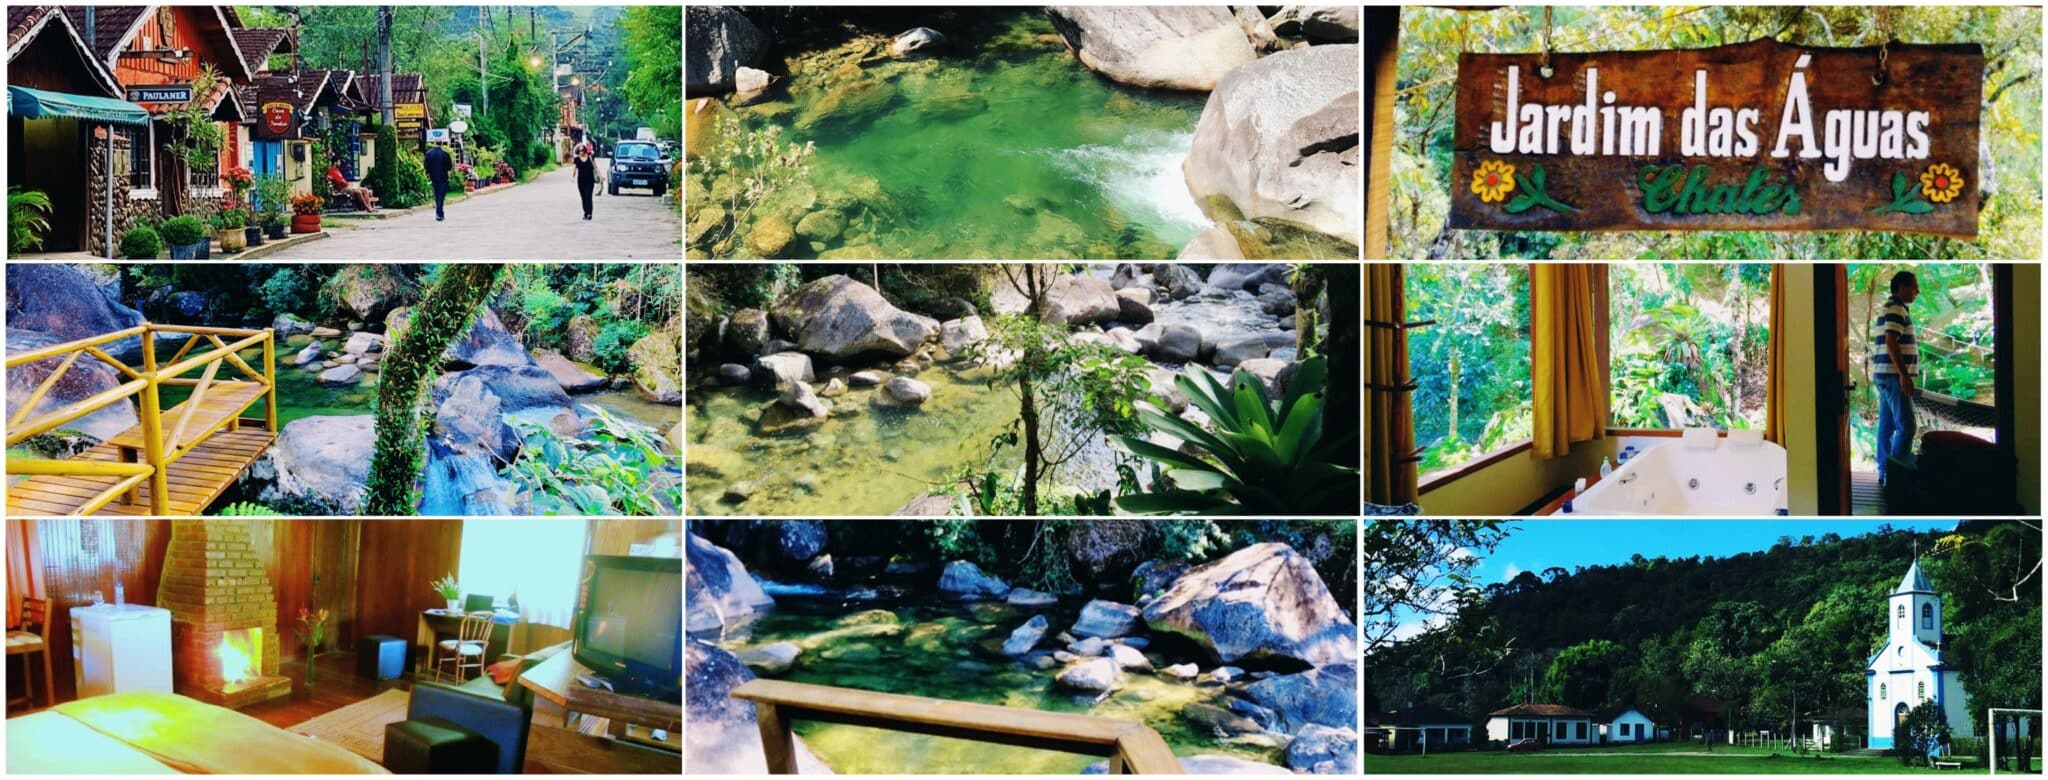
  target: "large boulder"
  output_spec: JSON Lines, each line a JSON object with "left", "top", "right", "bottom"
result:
{"left": 1141, "top": 542, "right": 1357, "bottom": 667}
{"left": 752, "top": 352, "right": 816, "bottom": 391}
{"left": 629, "top": 322, "right": 684, "bottom": 404}
{"left": 686, "top": 534, "right": 776, "bottom": 636}
{"left": 434, "top": 364, "right": 575, "bottom": 416}
{"left": 686, "top": 640, "right": 835, "bottom": 774}
{"left": 385, "top": 306, "right": 530, "bottom": 369}
{"left": 1003, "top": 615, "right": 1050, "bottom": 656}
{"left": 891, "top": 26, "right": 947, "bottom": 58}
{"left": 1044, "top": 7, "right": 1259, "bottom": 91}
{"left": 1184, "top": 45, "right": 1363, "bottom": 250}
{"left": 1270, "top": 6, "right": 1361, "bottom": 44}
{"left": 1152, "top": 323, "right": 1204, "bottom": 363}
{"left": 1157, "top": 264, "right": 1206, "bottom": 300}
{"left": 1244, "top": 664, "right": 1358, "bottom": 734}
{"left": 1055, "top": 658, "right": 1122, "bottom": 693}
{"left": 1284, "top": 724, "right": 1360, "bottom": 774}
{"left": 5, "top": 264, "right": 148, "bottom": 362}
{"left": 1071, "top": 600, "right": 1142, "bottom": 639}
{"left": 939, "top": 316, "right": 988, "bottom": 352}
{"left": 323, "top": 264, "right": 415, "bottom": 324}
{"left": 725, "top": 308, "right": 772, "bottom": 356}
{"left": 937, "top": 561, "right": 1009, "bottom": 601}
{"left": 247, "top": 415, "right": 375, "bottom": 514}
{"left": 4, "top": 329, "right": 140, "bottom": 442}
{"left": 1114, "top": 288, "right": 1155, "bottom": 323}
{"left": 1206, "top": 264, "right": 1290, "bottom": 294}
{"left": 532, "top": 349, "right": 608, "bottom": 393}
{"left": 316, "top": 364, "right": 363, "bottom": 387}
{"left": 685, "top": 7, "right": 768, "bottom": 94}
{"left": 770, "top": 275, "right": 937, "bottom": 359}
{"left": 1040, "top": 275, "right": 1121, "bottom": 326}
{"left": 878, "top": 376, "right": 931, "bottom": 406}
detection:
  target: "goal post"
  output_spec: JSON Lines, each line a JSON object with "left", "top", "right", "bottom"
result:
{"left": 1988, "top": 708, "right": 2042, "bottom": 775}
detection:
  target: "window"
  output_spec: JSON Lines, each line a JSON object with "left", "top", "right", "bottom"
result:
{"left": 1577, "top": 721, "right": 1587, "bottom": 740}
{"left": 1846, "top": 264, "right": 1997, "bottom": 469}
{"left": 186, "top": 142, "right": 221, "bottom": 190}
{"left": 1921, "top": 603, "right": 1933, "bottom": 629}
{"left": 1880, "top": 683, "right": 1888, "bottom": 699}
{"left": 455, "top": 519, "right": 589, "bottom": 628}
{"left": 110, "top": 125, "right": 154, "bottom": 191}
{"left": 1408, "top": 264, "right": 1532, "bottom": 478}
{"left": 1609, "top": 264, "right": 1770, "bottom": 429}
{"left": 1918, "top": 681, "right": 1926, "bottom": 700}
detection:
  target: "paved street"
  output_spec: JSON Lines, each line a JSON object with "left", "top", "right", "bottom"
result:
{"left": 266, "top": 160, "right": 678, "bottom": 260}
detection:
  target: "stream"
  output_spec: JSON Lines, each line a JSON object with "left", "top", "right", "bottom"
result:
{"left": 686, "top": 265, "right": 1298, "bottom": 516}
{"left": 709, "top": 12, "right": 1210, "bottom": 259}
{"left": 715, "top": 589, "right": 1282, "bottom": 773}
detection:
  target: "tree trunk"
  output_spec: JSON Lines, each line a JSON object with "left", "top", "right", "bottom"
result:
{"left": 364, "top": 263, "right": 505, "bottom": 514}
{"left": 377, "top": 7, "right": 395, "bottom": 128}
{"left": 1020, "top": 372, "right": 1041, "bottom": 516}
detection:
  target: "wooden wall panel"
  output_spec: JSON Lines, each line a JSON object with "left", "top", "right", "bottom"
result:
{"left": 265, "top": 520, "right": 361, "bottom": 660}
{"left": 353, "top": 520, "right": 462, "bottom": 656}
{"left": 12, "top": 519, "right": 171, "bottom": 703}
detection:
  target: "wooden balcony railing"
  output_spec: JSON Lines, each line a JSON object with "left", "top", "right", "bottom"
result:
{"left": 6, "top": 323, "right": 277, "bottom": 515}
{"left": 730, "top": 679, "right": 1184, "bottom": 775}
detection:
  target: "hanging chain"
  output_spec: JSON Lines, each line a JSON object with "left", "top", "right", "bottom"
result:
{"left": 1872, "top": 7, "right": 1896, "bottom": 86}
{"left": 1539, "top": 6, "right": 1556, "bottom": 78}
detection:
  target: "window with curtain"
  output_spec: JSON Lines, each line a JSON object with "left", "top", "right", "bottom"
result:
{"left": 1407, "top": 263, "right": 1533, "bottom": 480}
{"left": 457, "top": 520, "right": 588, "bottom": 629}
{"left": 1608, "top": 264, "right": 1771, "bottom": 430}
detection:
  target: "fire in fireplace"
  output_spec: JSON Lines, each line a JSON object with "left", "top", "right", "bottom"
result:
{"left": 160, "top": 520, "right": 291, "bottom": 708}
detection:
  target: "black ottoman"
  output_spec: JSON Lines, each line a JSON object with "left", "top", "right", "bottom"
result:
{"left": 356, "top": 634, "right": 407, "bottom": 680}
{"left": 383, "top": 717, "right": 497, "bottom": 773}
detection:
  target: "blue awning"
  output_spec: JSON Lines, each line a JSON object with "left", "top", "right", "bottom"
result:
{"left": 7, "top": 86, "right": 149, "bottom": 126}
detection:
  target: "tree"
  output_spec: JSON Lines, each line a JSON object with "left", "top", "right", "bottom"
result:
{"left": 1543, "top": 639, "right": 1632, "bottom": 710}
{"left": 1896, "top": 699, "right": 1952, "bottom": 765}
{"left": 1361, "top": 520, "right": 1512, "bottom": 652}
{"left": 620, "top": 6, "right": 681, "bottom": 139}
{"left": 364, "top": 264, "right": 505, "bottom": 515}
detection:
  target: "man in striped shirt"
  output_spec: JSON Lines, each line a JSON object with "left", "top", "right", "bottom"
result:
{"left": 1872, "top": 271, "right": 1920, "bottom": 485}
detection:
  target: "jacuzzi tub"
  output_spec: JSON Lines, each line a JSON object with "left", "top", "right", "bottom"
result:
{"left": 1566, "top": 433, "right": 1788, "bottom": 516}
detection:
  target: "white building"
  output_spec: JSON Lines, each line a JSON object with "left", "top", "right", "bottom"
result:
{"left": 1486, "top": 704, "right": 1596, "bottom": 745}
{"left": 1600, "top": 706, "right": 1657, "bottom": 743}
{"left": 1866, "top": 559, "right": 1973, "bottom": 750}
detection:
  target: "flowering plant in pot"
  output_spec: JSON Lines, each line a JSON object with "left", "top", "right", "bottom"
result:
{"left": 493, "top": 160, "right": 514, "bottom": 183}
{"left": 430, "top": 573, "right": 461, "bottom": 611}
{"left": 456, "top": 162, "right": 476, "bottom": 192}
{"left": 289, "top": 193, "right": 324, "bottom": 233}
{"left": 292, "top": 607, "right": 330, "bottom": 686}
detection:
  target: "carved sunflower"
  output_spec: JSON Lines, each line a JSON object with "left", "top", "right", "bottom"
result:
{"left": 1471, "top": 160, "right": 1517, "bottom": 204}
{"left": 1919, "top": 163, "right": 1964, "bottom": 204}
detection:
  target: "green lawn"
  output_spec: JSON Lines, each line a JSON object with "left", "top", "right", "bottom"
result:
{"left": 1367, "top": 743, "right": 1993, "bottom": 774}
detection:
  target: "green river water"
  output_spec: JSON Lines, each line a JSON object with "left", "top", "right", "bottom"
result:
{"left": 720, "top": 593, "right": 1280, "bottom": 773}
{"left": 703, "top": 13, "right": 1212, "bottom": 259}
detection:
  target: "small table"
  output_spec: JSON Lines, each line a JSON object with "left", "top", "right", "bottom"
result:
{"left": 415, "top": 609, "right": 516, "bottom": 679}
{"left": 517, "top": 651, "right": 681, "bottom": 774}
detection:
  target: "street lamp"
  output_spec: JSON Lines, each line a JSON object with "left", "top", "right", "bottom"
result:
{"left": 527, "top": 53, "right": 542, "bottom": 69}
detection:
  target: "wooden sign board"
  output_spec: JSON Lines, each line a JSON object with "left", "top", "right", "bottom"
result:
{"left": 1451, "top": 39, "right": 1983, "bottom": 239}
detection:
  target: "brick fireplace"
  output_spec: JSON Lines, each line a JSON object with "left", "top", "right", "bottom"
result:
{"left": 160, "top": 520, "right": 291, "bottom": 708}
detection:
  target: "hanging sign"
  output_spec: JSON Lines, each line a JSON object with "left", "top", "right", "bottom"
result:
{"left": 1450, "top": 39, "right": 1983, "bottom": 239}
{"left": 259, "top": 101, "right": 294, "bottom": 138}
{"left": 126, "top": 85, "right": 193, "bottom": 104}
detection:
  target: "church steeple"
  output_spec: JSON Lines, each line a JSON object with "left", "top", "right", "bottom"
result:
{"left": 1888, "top": 558, "right": 1941, "bottom": 648}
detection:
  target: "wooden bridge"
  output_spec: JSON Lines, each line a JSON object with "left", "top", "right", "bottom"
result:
{"left": 7, "top": 324, "right": 277, "bottom": 516}
{"left": 731, "top": 679, "right": 1184, "bottom": 774}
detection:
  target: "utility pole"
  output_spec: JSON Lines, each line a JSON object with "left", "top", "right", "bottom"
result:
{"left": 376, "top": 6, "right": 394, "bottom": 127}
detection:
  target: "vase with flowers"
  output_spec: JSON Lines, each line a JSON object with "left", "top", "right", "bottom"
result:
{"left": 431, "top": 573, "right": 461, "bottom": 611}
{"left": 293, "top": 607, "right": 330, "bottom": 687}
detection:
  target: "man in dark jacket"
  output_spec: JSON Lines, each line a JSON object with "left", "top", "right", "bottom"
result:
{"left": 423, "top": 140, "right": 453, "bottom": 221}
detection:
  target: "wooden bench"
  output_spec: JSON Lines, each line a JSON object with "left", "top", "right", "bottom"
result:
{"left": 1934, "top": 760, "right": 1963, "bottom": 770}
{"left": 731, "top": 679, "right": 1181, "bottom": 774}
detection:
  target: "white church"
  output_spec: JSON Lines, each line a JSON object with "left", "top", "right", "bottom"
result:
{"left": 1866, "top": 559, "right": 1974, "bottom": 750}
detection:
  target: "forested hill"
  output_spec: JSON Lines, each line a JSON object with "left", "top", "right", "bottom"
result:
{"left": 1367, "top": 522, "right": 2041, "bottom": 734}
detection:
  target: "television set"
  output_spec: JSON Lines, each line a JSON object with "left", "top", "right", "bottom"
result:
{"left": 572, "top": 554, "right": 682, "bottom": 701}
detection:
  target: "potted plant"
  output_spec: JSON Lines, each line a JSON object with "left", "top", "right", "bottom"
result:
{"left": 158, "top": 215, "right": 208, "bottom": 259}
{"left": 430, "top": 573, "right": 461, "bottom": 611}
{"left": 119, "top": 225, "right": 161, "bottom": 259}
{"left": 214, "top": 206, "right": 247, "bottom": 252}
{"left": 456, "top": 162, "right": 476, "bottom": 193}
{"left": 494, "top": 160, "right": 515, "bottom": 184}
{"left": 255, "top": 174, "right": 291, "bottom": 240}
{"left": 290, "top": 194, "right": 324, "bottom": 233}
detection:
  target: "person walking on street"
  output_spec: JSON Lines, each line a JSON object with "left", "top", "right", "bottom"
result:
{"left": 424, "top": 141, "right": 453, "bottom": 221}
{"left": 574, "top": 141, "right": 597, "bottom": 220}
{"left": 1872, "top": 271, "right": 1921, "bottom": 485}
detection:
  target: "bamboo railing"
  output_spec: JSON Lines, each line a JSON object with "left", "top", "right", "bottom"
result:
{"left": 730, "top": 680, "right": 1184, "bottom": 774}
{"left": 6, "top": 323, "right": 276, "bottom": 515}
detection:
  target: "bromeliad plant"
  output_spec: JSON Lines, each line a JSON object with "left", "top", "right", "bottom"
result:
{"left": 293, "top": 607, "right": 330, "bottom": 686}
{"left": 1114, "top": 356, "right": 1358, "bottom": 515}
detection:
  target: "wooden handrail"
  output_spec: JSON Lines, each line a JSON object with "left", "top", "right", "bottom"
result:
{"left": 3, "top": 326, "right": 147, "bottom": 366}
{"left": 730, "top": 680, "right": 1183, "bottom": 775}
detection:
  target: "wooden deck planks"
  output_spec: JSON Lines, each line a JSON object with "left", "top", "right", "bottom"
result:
{"left": 7, "top": 428, "right": 275, "bottom": 516}
{"left": 103, "top": 381, "right": 268, "bottom": 452}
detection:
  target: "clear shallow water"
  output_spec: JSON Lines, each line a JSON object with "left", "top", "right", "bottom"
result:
{"left": 719, "top": 13, "right": 1210, "bottom": 259}
{"left": 719, "top": 594, "right": 1280, "bottom": 773}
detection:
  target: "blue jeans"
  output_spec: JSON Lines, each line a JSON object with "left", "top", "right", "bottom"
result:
{"left": 1875, "top": 374, "right": 1916, "bottom": 482}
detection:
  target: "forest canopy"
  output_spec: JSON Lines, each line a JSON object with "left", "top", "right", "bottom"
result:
{"left": 1392, "top": 6, "right": 2043, "bottom": 259}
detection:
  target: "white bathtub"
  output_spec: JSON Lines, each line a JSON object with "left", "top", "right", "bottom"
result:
{"left": 1565, "top": 435, "right": 1788, "bottom": 516}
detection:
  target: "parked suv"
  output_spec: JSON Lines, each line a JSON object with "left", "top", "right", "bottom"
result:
{"left": 607, "top": 140, "right": 670, "bottom": 197}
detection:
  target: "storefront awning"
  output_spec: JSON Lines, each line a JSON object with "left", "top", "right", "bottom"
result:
{"left": 7, "top": 86, "right": 149, "bottom": 126}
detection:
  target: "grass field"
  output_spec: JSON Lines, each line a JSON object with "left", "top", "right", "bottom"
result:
{"left": 1365, "top": 743, "right": 2000, "bottom": 774}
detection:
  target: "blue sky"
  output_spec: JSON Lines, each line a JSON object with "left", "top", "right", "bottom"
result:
{"left": 1479, "top": 520, "right": 1959, "bottom": 585}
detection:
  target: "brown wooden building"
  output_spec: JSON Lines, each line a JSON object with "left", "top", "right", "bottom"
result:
{"left": 7, "top": 6, "right": 149, "bottom": 254}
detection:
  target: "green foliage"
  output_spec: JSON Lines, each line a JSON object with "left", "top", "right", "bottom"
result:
{"left": 364, "top": 124, "right": 400, "bottom": 204}
{"left": 1393, "top": 6, "right": 2043, "bottom": 259}
{"left": 1543, "top": 639, "right": 1634, "bottom": 710}
{"left": 1115, "top": 357, "right": 1358, "bottom": 515}
{"left": 9, "top": 187, "right": 53, "bottom": 253}
{"left": 166, "top": 65, "right": 226, "bottom": 170}
{"left": 214, "top": 502, "right": 279, "bottom": 517}
{"left": 1362, "top": 520, "right": 1512, "bottom": 658}
{"left": 256, "top": 267, "right": 313, "bottom": 316}
{"left": 384, "top": 151, "right": 433, "bottom": 209}
{"left": 156, "top": 216, "right": 207, "bottom": 246}
{"left": 504, "top": 405, "right": 679, "bottom": 516}
{"left": 1608, "top": 264, "right": 1770, "bottom": 429}
{"left": 365, "top": 263, "right": 504, "bottom": 515}
{"left": 621, "top": 6, "right": 681, "bottom": 139}
{"left": 591, "top": 319, "right": 649, "bottom": 376}
{"left": 685, "top": 120, "right": 817, "bottom": 256}
{"left": 1896, "top": 700, "right": 1952, "bottom": 764}
{"left": 118, "top": 226, "right": 162, "bottom": 259}
{"left": 253, "top": 174, "right": 291, "bottom": 226}
{"left": 1407, "top": 264, "right": 1531, "bottom": 474}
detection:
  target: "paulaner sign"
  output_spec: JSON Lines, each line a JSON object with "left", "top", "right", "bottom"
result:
{"left": 1451, "top": 39, "right": 1984, "bottom": 238}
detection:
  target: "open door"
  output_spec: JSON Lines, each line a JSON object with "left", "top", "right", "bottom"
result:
{"left": 1815, "top": 264, "right": 1851, "bottom": 515}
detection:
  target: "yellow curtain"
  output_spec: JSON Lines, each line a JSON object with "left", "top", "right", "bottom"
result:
{"left": 1531, "top": 264, "right": 1610, "bottom": 459}
{"left": 1765, "top": 265, "right": 1787, "bottom": 444}
{"left": 1364, "top": 265, "right": 1417, "bottom": 504}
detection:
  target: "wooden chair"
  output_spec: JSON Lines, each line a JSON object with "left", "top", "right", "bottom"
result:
{"left": 435, "top": 613, "right": 491, "bottom": 683}
{"left": 7, "top": 598, "right": 53, "bottom": 710}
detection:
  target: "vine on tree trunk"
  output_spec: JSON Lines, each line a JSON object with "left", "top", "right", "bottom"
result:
{"left": 364, "top": 263, "right": 505, "bottom": 515}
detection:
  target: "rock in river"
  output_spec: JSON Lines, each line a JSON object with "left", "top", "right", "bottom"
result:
{"left": 686, "top": 640, "right": 834, "bottom": 774}
{"left": 247, "top": 415, "right": 375, "bottom": 514}
{"left": 1142, "top": 542, "right": 1358, "bottom": 667}
{"left": 753, "top": 352, "right": 816, "bottom": 391}
{"left": 1244, "top": 663, "right": 1357, "bottom": 734}
{"left": 771, "top": 275, "right": 938, "bottom": 359}
{"left": 316, "top": 364, "right": 363, "bottom": 387}
{"left": 1044, "top": 7, "right": 1259, "bottom": 91}
{"left": 725, "top": 308, "right": 771, "bottom": 356}
{"left": 1114, "top": 287, "right": 1155, "bottom": 323}
{"left": 1006, "top": 588, "right": 1058, "bottom": 608}
{"left": 1055, "top": 658, "right": 1122, "bottom": 693}
{"left": 891, "top": 26, "right": 947, "bottom": 57}
{"left": 1184, "top": 44, "right": 1363, "bottom": 249}
{"left": 879, "top": 376, "right": 931, "bottom": 406}
{"left": 1040, "top": 275, "right": 1121, "bottom": 326}
{"left": 1071, "top": 599, "right": 1142, "bottom": 639}
{"left": 686, "top": 533, "right": 775, "bottom": 635}
{"left": 1285, "top": 723, "right": 1360, "bottom": 774}
{"left": 685, "top": 7, "right": 768, "bottom": 94}
{"left": 738, "top": 642, "right": 802, "bottom": 677}
{"left": 1003, "top": 614, "right": 1050, "bottom": 656}
{"left": 937, "top": 560, "right": 1009, "bottom": 600}
{"left": 939, "top": 316, "right": 988, "bottom": 352}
